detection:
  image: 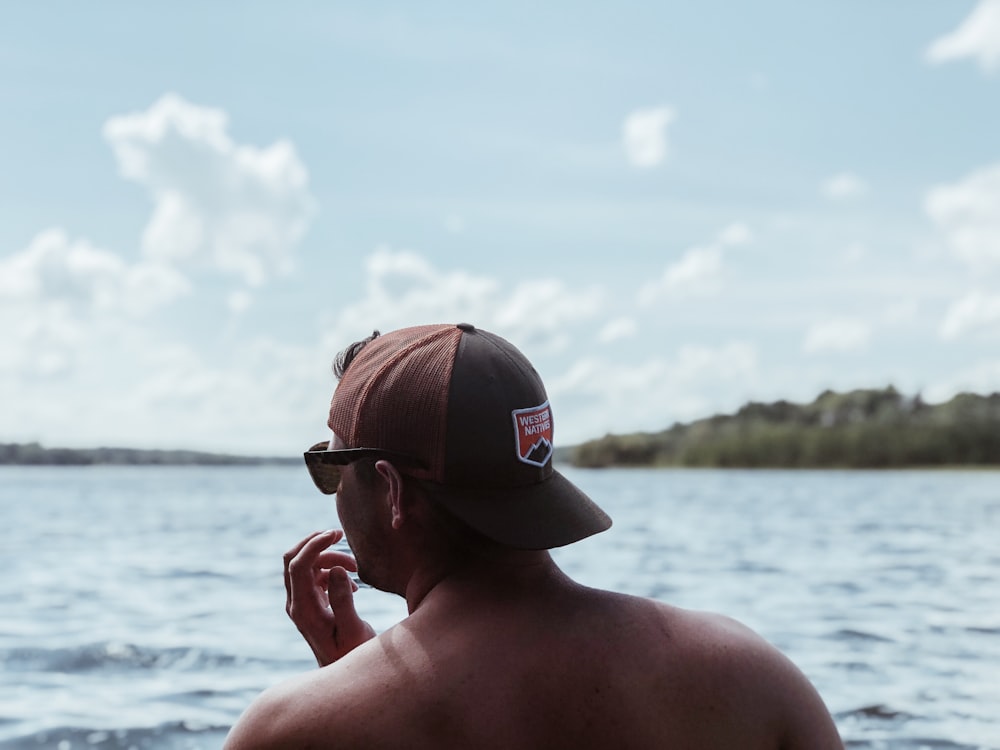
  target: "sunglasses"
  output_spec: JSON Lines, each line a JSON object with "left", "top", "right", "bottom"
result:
{"left": 303, "top": 441, "right": 425, "bottom": 494}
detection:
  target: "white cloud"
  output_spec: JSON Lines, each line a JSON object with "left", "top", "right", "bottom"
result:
{"left": 925, "top": 162, "right": 1000, "bottom": 268}
{"left": 637, "top": 222, "right": 753, "bottom": 306}
{"left": 0, "top": 228, "right": 190, "bottom": 317}
{"left": 597, "top": 317, "right": 637, "bottom": 343}
{"left": 0, "top": 228, "right": 194, "bottom": 394}
{"left": 802, "top": 317, "right": 871, "bottom": 354}
{"left": 118, "top": 337, "right": 331, "bottom": 452}
{"left": 622, "top": 106, "right": 675, "bottom": 168}
{"left": 822, "top": 172, "right": 869, "bottom": 200}
{"left": 103, "top": 93, "right": 316, "bottom": 286}
{"left": 325, "top": 246, "right": 604, "bottom": 353}
{"left": 493, "top": 278, "right": 604, "bottom": 349}
{"left": 228, "top": 290, "right": 253, "bottom": 314}
{"left": 549, "top": 341, "right": 758, "bottom": 442}
{"left": 939, "top": 290, "right": 1000, "bottom": 339}
{"left": 639, "top": 246, "right": 723, "bottom": 305}
{"left": 717, "top": 222, "right": 753, "bottom": 246}
{"left": 924, "top": 359, "right": 1000, "bottom": 403}
{"left": 0, "top": 95, "right": 329, "bottom": 453}
{"left": 926, "top": 0, "right": 1000, "bottom": 73}
{"left": 0, "top": 302, "right": 85, "bottom": 379}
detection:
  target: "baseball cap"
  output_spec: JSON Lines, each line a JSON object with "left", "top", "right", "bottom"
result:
{"left": 325, "top": 322, "right": 611, "bottom": 549}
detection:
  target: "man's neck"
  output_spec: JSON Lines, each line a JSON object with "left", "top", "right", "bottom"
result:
{"left": 403, "top": 548, "right": 561, "bottom": 614}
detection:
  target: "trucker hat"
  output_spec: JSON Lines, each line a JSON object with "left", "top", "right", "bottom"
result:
{"left": 321, "top": 322, "right": 611, "bottom": 549}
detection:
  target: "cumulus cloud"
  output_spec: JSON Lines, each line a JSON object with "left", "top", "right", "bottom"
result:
{"left": 622, "top": 106, "right": 675, "bottom": 168}
{"left": 717, "top": 222, "right": 753, "bottom": 246}
{"left": 0, "top": 95, "right": 327, "bottom": 453}
{"left": 924, "top": 359, "right": 1000, "bottom": 403}
{"left": 639, "top": 246, "right": 722, "bottom": 306}
{"left": 925, "top": 162, "right": 1000, "bottom": 268}
{"left": 548, "top": 341, "right": 759, "bottom": 441}
{"left": 822, "top": 172, "right": 869, "bottom": 200}
{"left": 227, "top": 289, "right": 253, "bottom": 314}
{"left": 597, "top": 317, "right": 637, "bottom": 343}
{"left": 939, "top": 290, "right": 1000, "bottom": 339}
{"left": 637, "top": 223, "right": 753, "bottom": 306}
{"left": 103, "top": 93, "right": 316, "bottom": 286}
{"left": 802, "top": 317, "right": 871, "bottom": 354}
{"left": 0, "top": 229, "right": 192, "bottom": 382}
{"left": 325, "top": 246, "right": 604, "bottom": 353}
{"left": 0, "top": 229, "right": 190, "bottom": 317}
{"left": 926, "top": 0, "right": 1000, "bottom": 73}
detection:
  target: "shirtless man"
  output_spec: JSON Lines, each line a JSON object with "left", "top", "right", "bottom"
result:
{"left": 225, "top": 323, "right": 843, "bottom": 749}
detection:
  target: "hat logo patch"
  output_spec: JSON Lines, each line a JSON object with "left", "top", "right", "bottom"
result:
{"left": 512, "top": 401, "right": 553, "bottom": 467}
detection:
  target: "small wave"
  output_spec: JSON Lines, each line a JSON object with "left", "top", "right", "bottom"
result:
{"left": 838, "top": 703, "right": 914, "bottom": 721}
{"left": 733, "top": 560, "right": 782, "bottom": 575}
{"left": 827, "top": 628, "right": 895, "bottom": 643}
{"left": 966, "top": 624, "right": 1000, "bottom": 635}
{"left": 0, "top": 721, "right": 230, "bottom": 750}
{"left": 147, "top": 568, "right": 236, "bottom": 581}
{"left": 831, "top": 660, "right": 877, "bottom": 673}
{"left": 0, "top": 643, "right": 248, "bottom": 673}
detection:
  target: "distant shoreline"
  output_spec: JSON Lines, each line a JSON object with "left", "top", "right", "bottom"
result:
{"left": 8, "top": 385, "right": 1000, "bottom": 470}
{"left": 566, "top": 386, "right": 1000, "bottom": 470}
{"left": 0, "top": 443, "right": 299, "bottom": 467}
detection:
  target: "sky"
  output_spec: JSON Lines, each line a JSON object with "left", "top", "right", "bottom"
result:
{"left": 1, "top": 1, "right": 999, "bottom": 455}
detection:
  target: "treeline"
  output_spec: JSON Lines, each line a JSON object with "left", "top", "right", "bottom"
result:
{"left": 571, "top": 387, "right": 1000, "bottom": 469}
{"left": 0, "top": 442, "right": 299, "bottom": 466}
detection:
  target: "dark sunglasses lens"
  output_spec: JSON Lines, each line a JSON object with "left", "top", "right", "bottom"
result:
{"left": 306, "top": 458, "right": 341, "bottom": 494}
{"left": 304, "top": 443, "right": 342, "bottom": 494}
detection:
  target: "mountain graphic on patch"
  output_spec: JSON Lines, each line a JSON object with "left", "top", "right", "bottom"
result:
{"left": 525, "top": 437, "right": 553, "bottom": 466}
{"left": 512, "top": 401, "right": 554, "bottom": 467}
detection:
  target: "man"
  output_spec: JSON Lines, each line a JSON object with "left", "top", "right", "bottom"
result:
{"left": 225, "top": 323, "right": 843, "bottom": 749}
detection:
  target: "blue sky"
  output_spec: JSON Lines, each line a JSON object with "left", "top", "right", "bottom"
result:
{"left": 2, "top": 2, "right": 999, "bottom": 454}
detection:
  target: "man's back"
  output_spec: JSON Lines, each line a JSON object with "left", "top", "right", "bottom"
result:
{"left": 227, "top": 561, "right": 842, "bottom": 749}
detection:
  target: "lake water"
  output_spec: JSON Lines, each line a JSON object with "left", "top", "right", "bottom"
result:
{"left": 0, "top": 466, "right": 997, "bottom": 749}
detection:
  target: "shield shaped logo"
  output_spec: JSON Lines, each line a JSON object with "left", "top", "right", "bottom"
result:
{"left": 512, "top": 401, "right": 554, "bottom": 467}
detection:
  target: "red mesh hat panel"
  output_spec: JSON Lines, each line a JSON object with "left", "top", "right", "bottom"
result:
{"left": 328, "top": 325, "right": 461, "bottom": 481}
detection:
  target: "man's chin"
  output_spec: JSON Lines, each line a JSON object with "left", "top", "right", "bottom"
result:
{"left": 357, "top": 567, "right": 401, "bottom": 597}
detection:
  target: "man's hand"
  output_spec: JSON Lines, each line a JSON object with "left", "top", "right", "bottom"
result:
{"left": 284, "top": 529, "right": 376, "bottom": 667}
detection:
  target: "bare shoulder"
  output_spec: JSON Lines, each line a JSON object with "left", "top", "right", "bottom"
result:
{"left": 223, "top": 633, "right": 402, "bottom": 750}
{"left": 662, "top": 604, "right": 844, "bottom": 749}
{"left": 223, "top": 664, "right": 354, "bottom": 750}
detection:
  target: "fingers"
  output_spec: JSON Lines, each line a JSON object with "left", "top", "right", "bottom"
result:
{"left": 315, "top": 550, "right": 358, "bottom": 572}
{"left": 284, "top": 529, "right": 344, "bottom": 614}
{"left": 327, "top": 567, "right": 371, "bottom": 645}
{"left": 281, "top": 529, "right": 375, "bottom": 667}
{"left": 326, "top": 567, "right": 358, "bottom": 612}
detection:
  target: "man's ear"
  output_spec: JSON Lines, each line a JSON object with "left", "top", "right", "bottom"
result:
{"left": 374, "top": 460, "right": 406, "bottom": 529}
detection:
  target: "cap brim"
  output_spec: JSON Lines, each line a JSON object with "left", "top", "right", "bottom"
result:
{"left": 427, "top": 469, "right": 612, "bottom": 550}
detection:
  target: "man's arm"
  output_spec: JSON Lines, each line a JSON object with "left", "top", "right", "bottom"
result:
{"left": 684, "top": 611, "right": 844, "bottom": 750}
{"left": 728, "top": 617, "right": 844, "bottom": 750}
{"left": 771, "top": 650, "right": 844, "bottom": 750}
